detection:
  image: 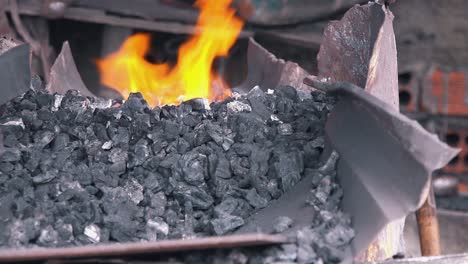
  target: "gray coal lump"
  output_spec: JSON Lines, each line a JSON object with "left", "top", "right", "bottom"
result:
{"left": 0, "top": 84, "right": 352, "bottom": 262}
{"left": 139, "top": 151, "right": 354, "bottom": 264}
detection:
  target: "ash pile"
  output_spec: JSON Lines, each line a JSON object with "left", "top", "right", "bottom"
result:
{"left": 0, "top": 83, "right": 354, "bottom": 263}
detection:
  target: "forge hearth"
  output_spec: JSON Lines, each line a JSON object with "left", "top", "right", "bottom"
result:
{"left": 0, "top": 81, "right": 354, "bottom": 263}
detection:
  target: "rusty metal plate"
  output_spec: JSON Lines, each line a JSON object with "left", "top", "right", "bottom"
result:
{"left": 0, "top": 234, "right": 286, "bottom": 263}
{"left": 305, "top": 78, "right": 459, "bottom": 259}
{"left": 236, "top": 38, "right": 311, "bottom": 97}
{"left": 317, "top": 3, "right": 384, "bottom": 89}
{"left": 0, "top": 43, "right": 30, "bottom": 106}
{"left": 46, "top": 41, "right": 95, "bottom": 97}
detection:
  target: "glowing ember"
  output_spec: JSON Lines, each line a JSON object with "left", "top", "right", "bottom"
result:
{"left": 96, "top": 0, "right": 243, "bottom": 106}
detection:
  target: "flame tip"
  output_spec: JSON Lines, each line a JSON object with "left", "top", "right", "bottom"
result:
{"left": 96, "top": 0, "right": 242, "bottom": 107}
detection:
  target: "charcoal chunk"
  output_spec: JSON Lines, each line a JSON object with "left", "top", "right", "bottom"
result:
{"left": 112, "top": 127, "right": 130, "bottom": 145}
{"left": 182, "top": 187, "right": 214, "bottom": 210}
{"left": 7, "top": 220, "right": 29, "bottom": 246}
{"left": 83, "top": 224, "right": 101, "bottom": 243}
{"left": 275, "top": 152, "right": 303, "bottom": 191}
{"left": 1, "top": 148, "right": 21, "bottom": 162}
{"left": 177, "top": 151, "right": 208, "bottom": 185}
{"left": 37, "top": 226, "right": 59, "bottom": 247}
{"left": 214, "top": 197, "right": 251, "bottom": 219}
{"left": 32, "top": 170, "right": 58, "bottom": 184}
{"left": 55, "top": 220, "right": 74, "bottom": 244}
{"left": 182, "top": 98, "right": 210, "bottom": 111}
{"left": 324, "top": 219, "right": 355, "bottom": 247}
{"left": 214, "top": 155, "right": 231, "bottom": 179}
{"left": 245, "top": 188, "right": 268, "bottom": 209}
{"left": 123, "top": 178, "right": 144, "bottom": 204}
{"left": 129, "top": 142, "right": 150, "bottom": 167}
{"left": 101, "top": 141, "right": 112, "bottom": 150}
{"left": 159, "top": 153, "right": 180, "bottom": 168}
{"left": 266, "top": 179, "right": 282, "bottom": 199}
{"left": 150, "top": 192, "right": 167, "bottom": 216}
{"left": 277, "top": 244, "right": 298, "bottom": 261}
{"left": 211, "top": 214, "right": 244, "bottom": 235}
{"left": 122, "top": 93, "right": 148, "bottom": 113}
{"left": 146, "top": 217, "right": 169, "bottom": 241}
{"left": 296, "top": 228, "right": 318, "bottom": 263}
{"left": 273, "top": 216, "right": 293, "bottom": 233}
{"left": 226, "top": 101, "right": 251, "bottom": 114}
{"left": 52, "top": 133, "right": 69, "bottom": 151}
{"left": 278, "top": 123, "right": 293, "bottom": 136}
{"left": 109, "top": 148, "right": 128, "bottom": 164}
{"left": 33, "top": 130, "right": 55, "bottom": 147}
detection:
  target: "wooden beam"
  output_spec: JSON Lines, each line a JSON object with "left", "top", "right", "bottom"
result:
{"left": 5, "top": 2, "right": 253, "bottom": 37}
{"left": 72, "top": 0, "right": 198, "bottom": 24}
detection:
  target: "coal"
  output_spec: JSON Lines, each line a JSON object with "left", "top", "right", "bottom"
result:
{"left": 0, "top": 86, "right": 352, "bottom": 263}
{"left": 211, "top": 214, "right": 245, "bottom": 235}
{"left": 149, "top": 152, "right": 354, "bottom": 264}
{"left": 273, "top": 216, "right": 293, "bottom": 233}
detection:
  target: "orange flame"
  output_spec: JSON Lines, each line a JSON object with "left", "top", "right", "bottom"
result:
{"left": 96, "top": 0, "right": 243, "bottom": 106}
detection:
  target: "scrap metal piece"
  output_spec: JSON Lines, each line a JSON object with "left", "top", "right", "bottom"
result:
{"left": 0, "top": 234, "right": 286, "bottom": 263}
{"left": 236, "top": 38, "right": 311, "bottom": 98}
{"left": 316, "top": 2, "right": 399, "bottom": 108}
{"left": 46, "top": 41, "right": 95, "bottom": 97}
{"left": 305, "top": 78, "right": 458, "bottom": 258}
{"left": 317, "top": 3, "right": 385, "bottom": 90}
{"left": 314, "top": 2, "right": 401, "bottom": 261}
{"left": 364, "top": 5, "right": 399, "bottom": 108}
{"left": 0, "top": 43, "right": 30, "bottom": 106}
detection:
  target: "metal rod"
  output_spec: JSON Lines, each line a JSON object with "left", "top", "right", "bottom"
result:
{"left": 415, "top": 186, "right": 441, "bottom": 256}
{"left": 0, "top": 234, "right": 286, "bottom": 263}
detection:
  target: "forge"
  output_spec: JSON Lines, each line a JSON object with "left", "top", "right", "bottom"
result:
{"left": 0, "top": 1, "right": 462, "bottom": 264}
{"left": 0, "top": 79, "right": 349, "bottom": 262}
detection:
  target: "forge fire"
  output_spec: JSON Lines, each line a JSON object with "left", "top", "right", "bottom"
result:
{"left": 96, "top": 0, "right": 242, "bottom": 107}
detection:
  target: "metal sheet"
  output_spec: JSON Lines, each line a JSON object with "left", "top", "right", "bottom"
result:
{"left": 315, "top": 3, "right": 402, "bottom": 261}
{"left": 46, "top": 41, "right": 95, "bottom": 97}
{"left": 305, "top": 78, "right": 459, "bottom": 258}
{"left": 317, "top": 3, "right": 384, "bottom": 89}
{"left": 0, "top": 234, "right": 286, "bottom": 263}
{"left": 0, "top": 43, "right": 30, "bottom": 106}
{"left": 235, "top": 38, "right": 311, "bottom": 97}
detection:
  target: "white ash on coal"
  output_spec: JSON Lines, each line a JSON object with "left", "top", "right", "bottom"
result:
{"left": 0, "top": 84, "right": 353, "bottom": 263}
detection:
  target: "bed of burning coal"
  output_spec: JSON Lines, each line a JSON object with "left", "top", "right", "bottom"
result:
{"left": 0, "top": 84, "right": 354, "bottom": 263}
